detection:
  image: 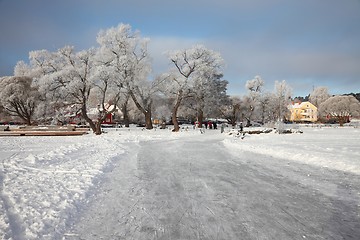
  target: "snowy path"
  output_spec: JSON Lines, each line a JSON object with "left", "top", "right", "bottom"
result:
{"left": 64, "top": 133, "right": 360, "bottom": 240}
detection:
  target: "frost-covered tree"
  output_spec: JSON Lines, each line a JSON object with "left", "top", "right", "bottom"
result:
{"left": 96, "top": 23, "right": 154, "bottom": 129}
{"left": 28, "top": 46, "right": 121, "bottom": 134}
{"left": 240, "top": 95, "right": 254, "bottom": 126}
{"left": 0, "top": 76, "right": 40, "bottom": 125}
{"left": 164, "top": 45, "right": 224, "bottom": 131}
{"left": 14, "top": 61, "right": 33, "bottom": 77}
{"left": 210, "top": 79, "right": 230, "bottom": 119}
{"left": 182, "top": 73, "right": 228, "bottom": 124}
{"left": 320, "top": 95, "right": 360, "bottom": 126}
{"left": 219, "top": 96, "right": 241, "bottom": 127}
{"left": 257, "top": 92, "right": 273, "bottom": 124}
{"left": 309, "top": 87, "right": 330, "bottom": 108}
{"left": 25, "top": 49, "right": 72, "bottom": 122}
{"left": 156, "top": 71, "right": 191, "bottom": 131}
{"left": 90, "top": 64, "right": 123, "bottom": 132}
{"left": 273, "top": 80, "right": 292, "bottom": 121}
{"left": 243, "top": 75, "right": 265, "bottom": 126}
{"left": 245, "top": 75, "right": 264, "bottom": 93}
{"left": 309, "top": 86, "right": 331, "bottom": 118}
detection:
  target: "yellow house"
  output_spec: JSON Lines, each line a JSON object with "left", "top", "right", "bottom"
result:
{"left": 289, "top": 101, "right": 318, "bottom": 122}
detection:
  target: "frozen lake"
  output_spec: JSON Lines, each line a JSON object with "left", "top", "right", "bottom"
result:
{"left": 1, "top": 126, "right": 359, "bottom": 239}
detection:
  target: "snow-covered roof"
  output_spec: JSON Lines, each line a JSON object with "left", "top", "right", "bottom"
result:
{"left": 87, "top": 104, "right": 122, "bottom": 115}
{"left": 289, "top": 101, "right": 317, "bottom": 110}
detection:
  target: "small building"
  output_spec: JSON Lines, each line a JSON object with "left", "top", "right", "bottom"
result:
{"left": 87, "top": 104, "right": 123, "bottom": 124}
{"left": 289, "top": 101, "right": 318, "bottom": 123}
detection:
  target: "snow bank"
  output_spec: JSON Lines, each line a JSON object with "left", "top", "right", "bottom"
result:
{"left": 0, "top": 133, "right": 126, "bottom": 239}
{"left": 223, "top": 126, "right": 360, "bottom": 175}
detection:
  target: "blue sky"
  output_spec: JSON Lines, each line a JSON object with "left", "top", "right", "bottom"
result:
{"left": 0, "top": 0, "right": 359, "bottom": 96}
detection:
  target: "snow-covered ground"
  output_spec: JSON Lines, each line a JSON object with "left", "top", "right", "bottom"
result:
{"left": 0, "top": 125, "right": 359, "bottom": 239}
{"left": 224, "top": 126, "right": 360, "bottom": 175}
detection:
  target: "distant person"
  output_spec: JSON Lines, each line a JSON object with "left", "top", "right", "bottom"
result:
{"left": 239, "top": 122, "right": 243, "bottom": 132}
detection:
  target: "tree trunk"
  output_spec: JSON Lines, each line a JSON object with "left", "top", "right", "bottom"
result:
{"left": 129, "top": 90, "right": 153, "bottom": 130}
{"left": 121, "top": 104, "right": 130, "bottom": 127}
{"left": 338, "top": 116, "right": 346, "bottom": 127}
{"left": 261, "top": 104, "right": 265, "bottom": 125}
{"left": 230, "top": 104, "right": 239, "bottom": 127}
{"left": 121, "top": 94, "right": 131, "bottom": 127}
{"left": 245, "top": 118, "right": 251, "bottom": 127}
{"left": 22, "top": 109, "right": 32, "bottom": 125}
{"left": 197, "top": 109, "right": 204, "bottom": 128}
{"left": 172, "top": 90, "right": 183, "bottom": 132}
{"left": 172, "top": 110, "right": 180, "bottom": 132}
{"left": 18, "top": 113, "right": 32, "bottom": 125}
{"left": 144, "top": 110, "right": 153, "bottom": 130}
{"left": 95, "top": 122, "right": 102, "bottom": 135}
{"left": 246, "top": 105, "right": 254, "bottom": 127}
{"left": 26, "top": 118, "right": 32, "bottom": 126}
{"left": 81, "top": 104, "right": 99, "bottom": 135}
{"left": 231, "top": 109, "right": 237, "bottom": 127}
